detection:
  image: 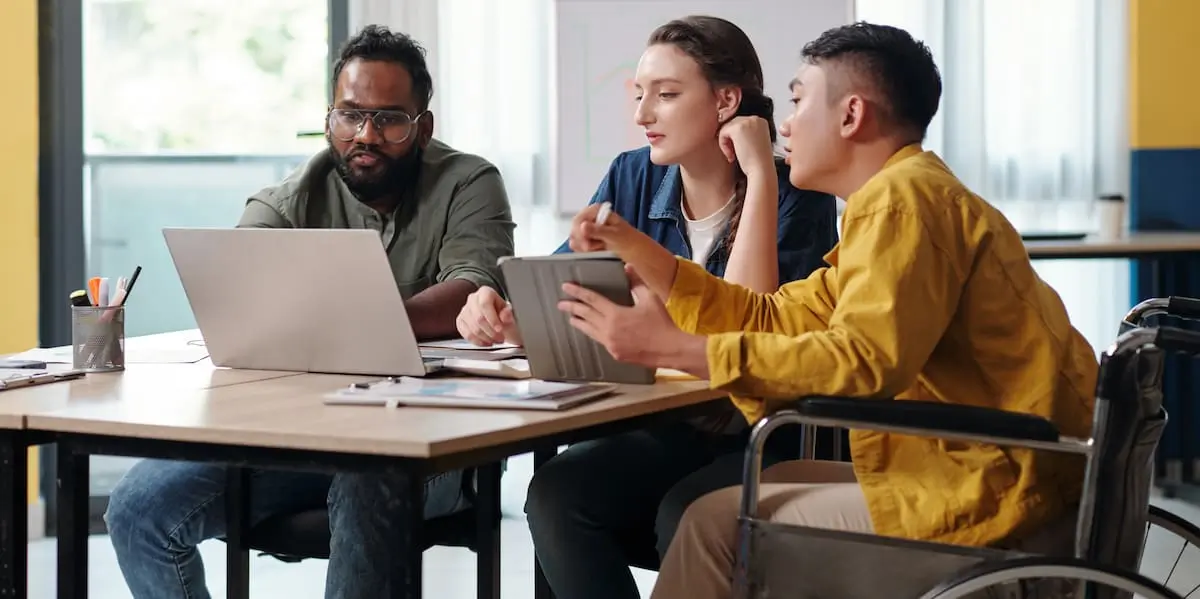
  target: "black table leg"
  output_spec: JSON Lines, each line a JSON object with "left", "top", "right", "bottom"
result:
{"left": 225, "top": 467, "right": 251, "bottom": 599}
{"left": 56, "top": 446, "right": 88, "bottom": 599}
{"left": 0, "top": 433, "right": 28, "bottom": 599}
{"left": 532, "top": 448, "right": 558, "bottom": 599}
{"left": 475, "top": 463, "right": 502, "bottom": 599}
{"left": 398, "top": 471, "right": 424, "bottom": 599}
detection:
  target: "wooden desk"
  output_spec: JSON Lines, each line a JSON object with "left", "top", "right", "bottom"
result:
{"left": 0, "top": 362, "right": 295, "bottom": 428}
{"left": 27, "top": 373, "right": 720, "bottom": 459}
{"left": 1025, "top": 231, "right": 1200, "bottom": 260}
{"left": 25, "top": 371, "right": 725, "bottom": 599}
{"left": 0, "top": 361, "right": 297, "bottom": 599}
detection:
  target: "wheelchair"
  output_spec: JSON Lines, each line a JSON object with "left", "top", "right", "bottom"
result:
{"left": 733, "top": 322, "right": 1200, "bottom": 598}
{"left": 1123, "top": 296, "right": 1200, "bottom": 595}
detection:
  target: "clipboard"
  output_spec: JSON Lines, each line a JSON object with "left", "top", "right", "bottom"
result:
{"left": 499, "top": 252, "right": 655, "bottom": 385}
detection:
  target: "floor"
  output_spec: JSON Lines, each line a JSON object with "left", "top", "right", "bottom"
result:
{"left": 21, "top": 462, "right": 1200, "bottom": 598}
{"left": 26, "top": 518, "right": 660, "bottom": 599}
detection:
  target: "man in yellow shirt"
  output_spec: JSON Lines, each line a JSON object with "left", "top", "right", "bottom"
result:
{"left": 556, "top": 21, "right": 1099, "bottom": 598}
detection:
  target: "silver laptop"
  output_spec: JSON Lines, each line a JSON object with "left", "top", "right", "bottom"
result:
{"left": 163, "top": 227, "right": 444, "bottom": 376}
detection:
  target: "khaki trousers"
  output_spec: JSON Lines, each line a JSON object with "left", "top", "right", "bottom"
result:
{"left": 649, "top": 460, "right": 870, "bottom": 599}
{"left": 648, "top": 460, "right": 1079, "bottom": 599}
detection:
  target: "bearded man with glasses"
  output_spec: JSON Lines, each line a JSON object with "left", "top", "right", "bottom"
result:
{"left": 102, "top": 25, "right": 516, "bottom": 599}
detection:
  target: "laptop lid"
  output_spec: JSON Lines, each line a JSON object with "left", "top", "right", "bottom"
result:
{"left": 163, "top": 227, "right": 428, "bottom": 376}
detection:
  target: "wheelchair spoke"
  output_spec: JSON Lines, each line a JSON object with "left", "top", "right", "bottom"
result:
{"left": 1168, "top": 540, "right": 1186, "bottom": 585}
{"left": 1145, "top": 505, "right": 1200, "bottom": 596}
{"left": 920, "top": 557, "right": 1182, "bottom": 599}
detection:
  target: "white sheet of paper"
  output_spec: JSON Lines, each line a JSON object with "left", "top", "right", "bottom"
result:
{"left": 7, "top": 347, "right": 73, "bottom": 363}
{"left": 418, "top": 339, "right": 521, "bottom": 351}
{"left": 9, "top": 344, "right": 210, "bottom": 365}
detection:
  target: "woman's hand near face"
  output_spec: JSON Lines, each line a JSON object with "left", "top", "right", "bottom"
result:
{"left": 718, "top": 115, "right": 776, "bottom": 181}
{"left": 716, "top": 115, "right": 781, "bottom": 293}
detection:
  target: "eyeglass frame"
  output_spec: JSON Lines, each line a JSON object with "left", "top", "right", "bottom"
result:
{"left": 325, "top": 106, "right": 431, "bottom": 145}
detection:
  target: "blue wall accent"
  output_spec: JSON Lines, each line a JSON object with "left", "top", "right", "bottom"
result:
{"left": 1130, "top": 147, "right": 1200, "bottom": 483}
{"left": 1130, "top": 148, "right": 1200, "bottom": 231}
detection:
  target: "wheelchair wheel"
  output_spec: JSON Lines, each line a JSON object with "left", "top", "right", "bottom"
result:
{"left": 919, "top": 556, "right": 1184, "bottom": 599}
{"left": 1143, "top": 504, "right": 1200, "bottom": 597}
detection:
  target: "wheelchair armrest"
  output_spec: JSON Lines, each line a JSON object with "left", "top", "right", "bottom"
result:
{"left": 794, "top": 397, "right": 1061, "bottom": 443}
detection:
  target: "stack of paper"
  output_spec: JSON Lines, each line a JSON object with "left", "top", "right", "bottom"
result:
{"left": 324, "top": 376, "right": 615, "bottom": 411}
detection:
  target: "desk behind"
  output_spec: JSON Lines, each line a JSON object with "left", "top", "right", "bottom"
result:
{"left": 1025, "top": 232, "right": 1200, "bottom": 259}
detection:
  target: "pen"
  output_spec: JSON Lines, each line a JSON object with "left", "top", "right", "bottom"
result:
{"left": 120, "top": 266, "right": 142, "bottom": 306}
{"left": 596, "top": 202, "right": 613, "bottom": 225}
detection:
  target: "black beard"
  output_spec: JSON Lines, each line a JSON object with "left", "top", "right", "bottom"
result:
{"left": 331, "top": 142, "right": 423, "bottom": 204}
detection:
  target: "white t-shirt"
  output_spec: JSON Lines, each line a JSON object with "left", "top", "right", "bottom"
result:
{"left": 684, "top": 193, "right": 745, "bottom": 435}
{"left": 684, "top": 194, "right": 738, "bottom": 264}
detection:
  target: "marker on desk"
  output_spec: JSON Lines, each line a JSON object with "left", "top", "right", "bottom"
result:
{"left": 100, "top": 267, "right": 138, "bottom": 323}
{"left": 87, "top": 277, "right": 101, "bottom": 306}
{"left": 98, "top": 277, "right": 110, "bottom": 307}
{"left": 69, "top": 290, "right": 91, "bottom": 307}
{"left": 107, "top": 287, "right": 127, "bottom": 309}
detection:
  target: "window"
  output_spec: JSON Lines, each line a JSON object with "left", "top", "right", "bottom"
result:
{"left": 857, "top": 0, "right": 1129, "bottom": 352}
{"left": 84, "top": 0, "right": 329, "bottom": 154}
{"left": 82, "top": 0, "right": 334, "bottom": 341}
{"left": 74, "top": 0, "right": 342, "bottom": 512}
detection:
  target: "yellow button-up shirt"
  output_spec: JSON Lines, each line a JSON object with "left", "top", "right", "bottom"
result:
{"left": 665, "top": 144, "right": 1098, "bottom": 547}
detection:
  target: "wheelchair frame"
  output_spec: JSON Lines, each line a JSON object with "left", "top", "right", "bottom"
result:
{"left": 732, "top": 323, "right": 1200, "bottom": 599}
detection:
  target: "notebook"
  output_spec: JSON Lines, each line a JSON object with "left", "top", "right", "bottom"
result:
{"left": 323, "top": 376, "right": 616, "bottom": 411}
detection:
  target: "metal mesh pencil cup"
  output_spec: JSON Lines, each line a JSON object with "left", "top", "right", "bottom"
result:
{"left": 71, "top": 305, "right": 126, "bottom": 372}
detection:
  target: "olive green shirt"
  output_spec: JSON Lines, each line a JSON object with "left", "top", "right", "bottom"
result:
{"left": 237, "top": 139, "right": 515, "bottom": 298}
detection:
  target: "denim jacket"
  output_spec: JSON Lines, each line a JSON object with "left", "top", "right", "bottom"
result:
{"left": 555, "top": 146, "right": 837, "bottom": 283}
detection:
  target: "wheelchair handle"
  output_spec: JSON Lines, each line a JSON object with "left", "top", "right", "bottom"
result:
{"left": 1155, "top": 325, "right": 1200, "bottom": 355}
{"left": 1123, "top": 296, "right": 1200, "bottom": 328}
{"left": 1168, "top": 295, "right": 1200, "bottom": 319}
{"left": 1097, "top": 325, "right": 1181, "bottom": 401}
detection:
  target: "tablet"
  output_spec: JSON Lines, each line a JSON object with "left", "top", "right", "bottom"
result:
{"left": 499, "top": 252, "right": 656, "bottom": 385}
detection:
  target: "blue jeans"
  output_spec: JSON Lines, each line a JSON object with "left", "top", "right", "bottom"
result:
{"left": 104, "top": 459, "right": 469, "bottom": 599}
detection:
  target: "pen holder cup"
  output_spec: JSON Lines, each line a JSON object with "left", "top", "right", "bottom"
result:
{"left": 71, "top": 305, "right": 126, "bottom": 372}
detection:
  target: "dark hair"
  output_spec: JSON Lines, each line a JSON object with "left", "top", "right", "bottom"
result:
{"left": 801, "top": 21, "right": 942, "bottom": 141}
{"left": 332, "top": 25, "right": 434, "bottom": 111}
{"left": 647, "top": 15, "right": 774, "bottom": 249}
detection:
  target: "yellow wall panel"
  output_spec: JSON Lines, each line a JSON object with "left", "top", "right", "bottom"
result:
{"left": 0, "top": 0, "right": 39, "bottom": 353}
{"left": 0, "top": 0, "right": 41, "bottom": 508}
{"left": 27, "top": 448, "right": 37, "bottom": 504}
{"left": 1130, "top": 0, "right": 1200, "bottom": 149}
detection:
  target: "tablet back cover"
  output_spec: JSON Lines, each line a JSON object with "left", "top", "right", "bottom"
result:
{"left": 500, "top": 253, "right": 656, "bottom": 384}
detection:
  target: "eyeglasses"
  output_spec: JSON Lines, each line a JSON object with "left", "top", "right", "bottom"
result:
{"left": 327, "top": 108, "right": 428, "bottom": 144}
